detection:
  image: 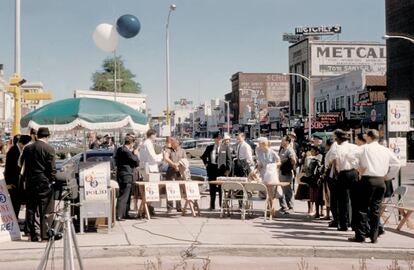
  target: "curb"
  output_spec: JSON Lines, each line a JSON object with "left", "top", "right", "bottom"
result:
{"left": 1, "top": 244, "right": 413, "bottom": 262}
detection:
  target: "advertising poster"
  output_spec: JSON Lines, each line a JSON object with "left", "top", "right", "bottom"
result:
{"left": 165, "top": 183, "right": 182, "bottom": 201}
{"left": 310, "top": 43, "right": 386, "bottom": 76}
{"left": 185, "top": 182, "right": 200, "bottom": 201}
{"left": 80, "top": 162, "right": 110, "bottom": 201}
{"left": 0, "top": 180, "right": 21, "bottom": 242}
{"left": 389, "top": 137, "right": 407, "bottom": 167}
{"left": 144, "top": 183, "right": 160, "bottom": 202}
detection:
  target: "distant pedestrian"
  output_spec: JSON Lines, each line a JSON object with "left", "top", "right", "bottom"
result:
{"left": 278, "top": 135, "right": 297, "bottom": 213}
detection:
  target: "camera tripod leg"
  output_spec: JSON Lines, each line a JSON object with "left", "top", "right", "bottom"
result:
{"left": 64, "top": 217, "right": 75, "bottom": 270}
{"left": 37, "top": 238, "right": 55, "bottom": 270}
{"left": 71, "top": 222, "right": 84, "bottom": 270}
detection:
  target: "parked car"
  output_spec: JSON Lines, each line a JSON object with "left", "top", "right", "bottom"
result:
{"left": 57, "top": 149, "right": 207, "bottom": 184}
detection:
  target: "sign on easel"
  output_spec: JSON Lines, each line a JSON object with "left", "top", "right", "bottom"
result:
{"left": 165, "top": 183, "right": 181, "bottom": 201}
{"left": 144, "top": 183, "right": 160, "bottom": 202}
{"left": 79, "top": 161, "right": 112, "bottom": 234}
{"left": 82, "top": 162, "right": 109, "bottom": 201}
{"left": 0, "top": 180, "right": 21, "bottom": 242}
{"left": 185, "top": 182, "right": 200, "bottom": 200}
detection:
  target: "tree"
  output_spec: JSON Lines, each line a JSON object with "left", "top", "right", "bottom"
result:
{"left": 91, "top": 56, "right": 142, "bottom": 93}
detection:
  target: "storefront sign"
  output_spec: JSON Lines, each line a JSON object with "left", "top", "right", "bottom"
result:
{"left": 318, "top": 112, "right": 341, "bottom": 124}
{"left": 349, "top": 111, "right": 366, "bottom": 120}
{"left": 295, "top": 25, "right": 341, "bottom": 35}
{"left": 0, "top": 180, "right": 21, "bottom": 242}
{"left": 310, "top": 43, "right": 386, "bottom": 76}
{"left": 389, "top": 137, "right": 407, "bottom": 166}
{"left": 282, "top": 33, "right": 302, "bottom": 43}
{"left": 80, "top": 162, "right": 110, "bottom": 201}
{"left": 144, "top": 183, "right": 160, "bottom": 202}
{"left": 388, "top": 100, "right": 410, "bottom": 132}
{"left": 304, "top": 121, "right": 324, "bottom": 129}
{"left": 165, "top": 183, "right": 182, "bottom": 201}
{"left": 185, "top": 182, "right": 200, "bottom": 200}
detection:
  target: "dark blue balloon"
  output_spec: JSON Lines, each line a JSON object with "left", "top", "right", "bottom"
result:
{"left": 116, "top": 14, "right": 141, "bottom": 39}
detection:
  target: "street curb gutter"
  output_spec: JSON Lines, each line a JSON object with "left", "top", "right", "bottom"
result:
{"left": 0, "top": 245, "right": 413, "bottom": 262}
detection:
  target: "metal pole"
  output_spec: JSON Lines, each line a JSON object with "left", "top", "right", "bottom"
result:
{"left": 15, "top": 0, "right": 21, "bottom": 74}
{"left": 113, "top": 51, "right": 117, "bottom": 101}
{"left": 226, "top": 101, "right": 230, "bottom": 134}
{"left": 165, "top": 7, "right": 174, "bottom": 136}
{"left": 308, "top": 78, "right": 312, "bottom": 137}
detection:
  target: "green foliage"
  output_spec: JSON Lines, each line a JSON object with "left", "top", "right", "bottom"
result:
{"left": 91, "top": 56, "right": 142, "bottom": 93}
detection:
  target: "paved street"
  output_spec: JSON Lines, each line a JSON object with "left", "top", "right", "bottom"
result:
{"left": 0, "top": 196, "right": 413, "bottom": 269}
{"left": 402, "top": 162, "right": 414, "bottom": 205}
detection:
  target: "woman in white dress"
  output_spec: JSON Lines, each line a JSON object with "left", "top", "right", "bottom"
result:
{"left": 254, "top": 137, "right": 282, "bottom": 214}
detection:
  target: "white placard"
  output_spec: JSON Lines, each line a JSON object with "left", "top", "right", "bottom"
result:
{"left": 81, "top": 162, "right": 110, "bottom": 201}
{"left": 185, "top": 182, "right": 200, "bottom": 200}
{"left": 165, "top": 183, "right": 182, "bottom": 201}
{"left": 144, "top": 183, "right": 160, "bottom": 202}
{"left": 0, "top": 180, "right": 21, "bottom": 242}
{"left": 388, "top": 100, "right": 410, "bottom": 132}
{"left": 389, "top": 137, "right": 407, "bottom": 167}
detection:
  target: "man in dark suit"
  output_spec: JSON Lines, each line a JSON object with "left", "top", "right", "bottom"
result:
{"left": 115, "top": 135, "right": 140, "bottom": 221}
{"left": 21, "top": 128, "right": 56, "bottom": 242}
{"left": 5, "top": 135, "right": 21, "bottom": 217}
{"left": 201, "top": 132, "right": 232, "bottom": 210}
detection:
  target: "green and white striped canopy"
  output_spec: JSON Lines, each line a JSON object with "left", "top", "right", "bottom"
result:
{"left": 20, "top": 97, "right": 148, "bottom": 132}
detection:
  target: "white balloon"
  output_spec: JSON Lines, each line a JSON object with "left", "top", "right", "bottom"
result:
{"left": 92, "top": 23, "right": 119, "bottom": 52}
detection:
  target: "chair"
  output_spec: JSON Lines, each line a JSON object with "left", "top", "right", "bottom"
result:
{"left": 244, "top": 183, "right": 269, "bottom": 222}
{"left": 381, "top": 185, "right": 408, "bottom": 225}
{"left": 221, "top": 182, "right": 247, "bottom": 220}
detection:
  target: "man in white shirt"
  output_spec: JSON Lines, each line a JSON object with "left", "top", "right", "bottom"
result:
{"left": 233, "top": 133, "right": 254, "bottom": 176}
{"left": 333, "top": 129, "right": 361, "bottom": 231}
{"left": 139, "top": 129, "right": 163, "bottom": 176}
{"left": 349, "top": 129, "right": 400, "bottom": 243}
{"left": 138, "top": 130, "right": 163, "bottom": 215}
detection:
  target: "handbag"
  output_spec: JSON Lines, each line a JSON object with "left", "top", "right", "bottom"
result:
{"left": 295, "top": 183, "right": 310, "bottom": 200}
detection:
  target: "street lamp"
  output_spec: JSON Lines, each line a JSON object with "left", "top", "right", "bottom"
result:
{"left": 383, "top": 34, "right": 414, "bottom": 43}
{"left": 223, "top": 100, "right": 231, "bottom": 135}
{"left": 165, "top": 4, "right": 177, "bottom": 136}
{"left": 282, "top": 72, "right": 312, "bottom": 137}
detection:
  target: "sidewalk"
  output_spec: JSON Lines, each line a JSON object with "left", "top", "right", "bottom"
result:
{"left": 0, "top": 198, "right": 413, "bottom": 263}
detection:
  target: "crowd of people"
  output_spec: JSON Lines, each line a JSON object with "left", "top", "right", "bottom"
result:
{"left": 3, "top": 126, "right": 401, "bottom": 244}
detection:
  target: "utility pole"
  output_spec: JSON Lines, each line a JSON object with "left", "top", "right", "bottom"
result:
{"left": 6, "top": 0, "right": 53, "bottom": 135}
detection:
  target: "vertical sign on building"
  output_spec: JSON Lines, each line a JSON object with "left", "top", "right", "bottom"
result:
{"left": 387, "top": 100, "right": 410, "bottom": 132}
{"left": 389, "top": 137, "right": 407, "bottom": 167}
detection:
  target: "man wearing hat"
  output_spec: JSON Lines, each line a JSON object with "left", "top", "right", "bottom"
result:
{"left": 21, "top": 127, "right": 56, "bottom": 242}
{"left": 201, "top": 132, "right": 232, "bottom": 210}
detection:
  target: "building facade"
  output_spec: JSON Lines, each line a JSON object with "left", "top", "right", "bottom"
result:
{"left": 74, "top": 90, "right": 147, "bottom": 114}
{"left": 228, "top": 72, "right": 289, "bottom": 127}
{"left": 288, "top": 39, "right": 387, "bottom": 124}
{"left": 385, "top": 0, "right": 414, "bottom": 160}
{"left": 314, "top": 70, "right": 386, "bottom": 132}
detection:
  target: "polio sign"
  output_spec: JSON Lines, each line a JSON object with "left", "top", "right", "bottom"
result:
{"left": 0, "top": 180, "right": 21, "bottom": 242}
{"left": 80, "top": 162, "right": 110, "bottom": 201}
{"left": 388, "top": 100, "right": 410, "bottom": 132}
